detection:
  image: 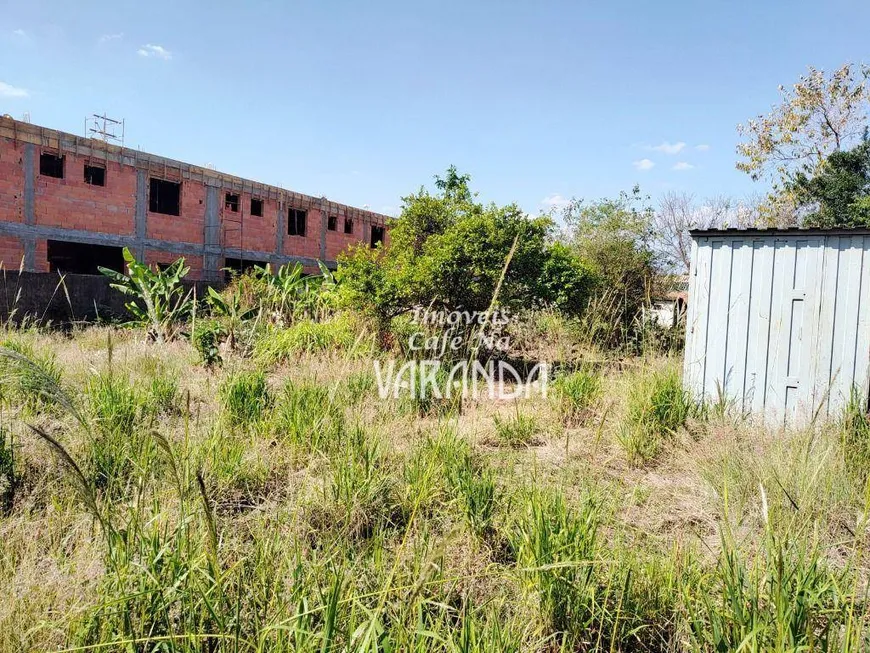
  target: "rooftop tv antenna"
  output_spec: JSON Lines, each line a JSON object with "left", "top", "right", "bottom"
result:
{"left": 86, "top": 113, "right": 125, "bottom": 146}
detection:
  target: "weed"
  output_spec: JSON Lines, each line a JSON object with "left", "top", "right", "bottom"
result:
{"left": 144, "top": 370, "right": 179, "bottom": 417}
{"left": 0, "top": 426, "right": 14, "bottom": 512}
{"left": 511, "top": 488, "right": 601, "bottom": 645}
{"left": 220, "top": 370, "right": 272, "bottom": 427}
{"left": 841, "top": 389, "right": 870, "bottom": 483}
{"left": 446, "top": 452, "right": 498, "bottom": 536}
{"left": 0, "top": 339, "right": 63, "bottom": 413}
{"left": 191, "top": 318, "right": 225, "bottom": 366}
{"left": 554, "top": 366, "right": 601, "bottom": 424}
{"left": 274, "top": 380, "right": 344, "bottom": 455}
{"left": 618, "top": 363, "right": 695, "bottom": 465}
{"left": 317, "top": 427, "right": 400, "bottom": 541}
{"left": 342, "top": 370, "right": 375, "bottom": 404}
{"left": 689, "top": 526, "right": 855, "bottom": 651}
{"left": 254, "top": 315, "right": 364, "bottom": 364}
{"left": 86, "top": 370, "right": 147, "bottom": 491}
{"left": 492, "top": 411, "right": 541, "bottom": 447}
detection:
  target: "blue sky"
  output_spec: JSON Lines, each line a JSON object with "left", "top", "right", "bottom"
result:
{"left": 2, "top": 0, "right": 869, "bottom": 216}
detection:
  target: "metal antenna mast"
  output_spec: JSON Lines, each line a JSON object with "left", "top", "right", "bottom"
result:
{"left": 86, "top": 113, "right": 125, "bottom": 146}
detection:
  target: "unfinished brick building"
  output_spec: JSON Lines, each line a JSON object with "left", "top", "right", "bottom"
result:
{"left": 0, "top": 116, "right": 390, "bottom": 280}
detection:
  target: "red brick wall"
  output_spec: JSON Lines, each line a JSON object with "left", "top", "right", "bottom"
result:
{"left": 145, "top": 248, "right": 203, "bottom": 277}
{"left": 35, "top": 150, "right": 136, "bottom": 235}
{"left": 282, "top": 206, "right": 324, "bottom": 260}
{"left": 33, "top": 240, "right": 49, "bottom": 272}
{"left": 323, "top": 212, "right": 381, "bottom": 260}
{"left": 146, "top": 174, "right": 206, "bottom": 245}
{"left": 0, "top": 128, "right": 390, "bottom": 280}
{"left": 0, "top": 236, "right": 24, "bottom": 270}
{"left": 221, "top": 191, "right": 278, "bottom": 253}
{"left": 0, "top": 141, "right": 24, "bottom": 225}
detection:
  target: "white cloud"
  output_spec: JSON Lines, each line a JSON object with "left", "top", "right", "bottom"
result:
{"left": 633, "top": 158, "right": 655, "bottom": 171}
{"left": 99, "top": 32, "right": 123, "bottom": 43}
{"left": 649, "top": 141, "right": 686, "bottom": 155}
{"left": 541, "top": 193, "right": 571, "bottom": 210}
{"left": 0, "top": 81, "right": 29, "bottom": 98}
{"left": 12, "top": 29, "right": 27, "bottom": 37}
{"left": 137, "top": 43, "right": 172, "bottom": 60}
{"left": 672, "top": 161, "right": 695, "bottom": 171}
{"left": 695, "top": 144, "right": 710, "bottom": 152}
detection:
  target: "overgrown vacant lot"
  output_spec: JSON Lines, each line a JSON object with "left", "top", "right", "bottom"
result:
{"left": 0, "top": 323, "right": 868, "bottom": 652}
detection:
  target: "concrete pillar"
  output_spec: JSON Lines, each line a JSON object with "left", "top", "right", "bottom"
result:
{"left": 134, "top": 169, "right": 147, "bottom": 261}
{"left": 203, "top": 185, "right": 221, "bottom": 280}
{"left": 276, "top": 197, "right": 285, "bottom": 259}
{"left": 23, "top": 144, "right": 35, "bottom": 270}
{"left": 319, "top": 197, "right": 328, "bottom": 261}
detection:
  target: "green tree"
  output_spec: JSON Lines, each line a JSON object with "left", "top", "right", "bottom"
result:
{"left": 737, "top": 63, "right": 870, "bottom": 184}
{"left": 336, "top": 167, "right": 593, "bottom": 328}
{"left": 788, "top": 136, "right": 870, "bottom": 227}
{"left": 561, "top": 187, "right": 657, "bottom": 347}
{"left": 736, "top": 64, "right": 870, "bottom": 225}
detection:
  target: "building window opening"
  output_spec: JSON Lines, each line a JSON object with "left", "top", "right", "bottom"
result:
{"left": 327, "top": 215, "right": 337, "bottom": 231}
{"left": 370, "top": 225, "right": 385, "bottom": 248}
{"left": 40, "top": 153, "right": 64, "bottom": 179}
{"left": 288, "top": 208, "right": 307, "bottom": 236}
{"left": 224, "top": 257, "right": 269, "bottom": 281}
{"left": 225, "top": 192, "right": 240, "bottom": 212}
{"left": 149, "top": 178, "right": 181, "bottom": 216}
{"left": 344, "top": 218, "right": 354, "bottom": 234}
{"left": 47, "top": 240, "right": 124, "bottom": 275}
{"left": 84, "top": 164, "right": 106, "bottom": 186}
{"left": 251, "top": 198, "right": 263, "bottom": 217}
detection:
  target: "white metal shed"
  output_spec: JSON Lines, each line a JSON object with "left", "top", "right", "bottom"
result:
{"left": 683, "top": 228, "right": 870, "bottom": 427}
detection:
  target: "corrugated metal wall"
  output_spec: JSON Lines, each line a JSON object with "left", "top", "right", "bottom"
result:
{"left": 683, "top": 232, "right": 870, "bottom": 426}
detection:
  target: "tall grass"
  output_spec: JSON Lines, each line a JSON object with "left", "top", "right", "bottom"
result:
{"left": 617, "top": 362, "right": 696, "bottom": 466}
{"left": 688, "top": 523, "right": 865, "bottom": 651}
{"left": 4, "top": 321, "right": 870, "bottom": 651}
{"left": 273, "top": 379, "right": 345, "bottom": 456}
{"left": 220, "top": 369, "right": 272, "bottom": 427}
{"left": 510, "top": 488, "right": 601, "bottom": 646}
{"left": 554, "top": 366, "right": 602, "bottom": 425}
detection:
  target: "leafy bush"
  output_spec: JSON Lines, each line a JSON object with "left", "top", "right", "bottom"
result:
{"left": 205, "top": 285, "right": 256, "bottom": 351}
{"left": 562, "top": 187, "right": 657, "bottom": 350}
{"left": 191, "top": 318, "right": 225, "bottom": 366}
{"left": 99, "top": 248, "right": 193, "bottom": 342}
{"left": 220, "top": 370, "right": 272, "bottom": 427}
{"left": 336, "top": 167, "right": 594, "bottom": 327}
{"left": 222, "top": 261, "right": 337, "bottom": 327}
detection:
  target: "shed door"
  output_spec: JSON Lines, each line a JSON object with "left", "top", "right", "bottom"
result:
{"left": 766, "top": 238, "right": 823, "bottom": 425}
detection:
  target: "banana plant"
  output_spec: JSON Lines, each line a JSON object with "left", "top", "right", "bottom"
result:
{"left": 253, "top": 262, "right": 336, "bottom": 324}
{"left": 205, "top": 285, "right": 258, "bottom": 351}
{"left": 99, "top": 248, "right": 193, "bottom": 342}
